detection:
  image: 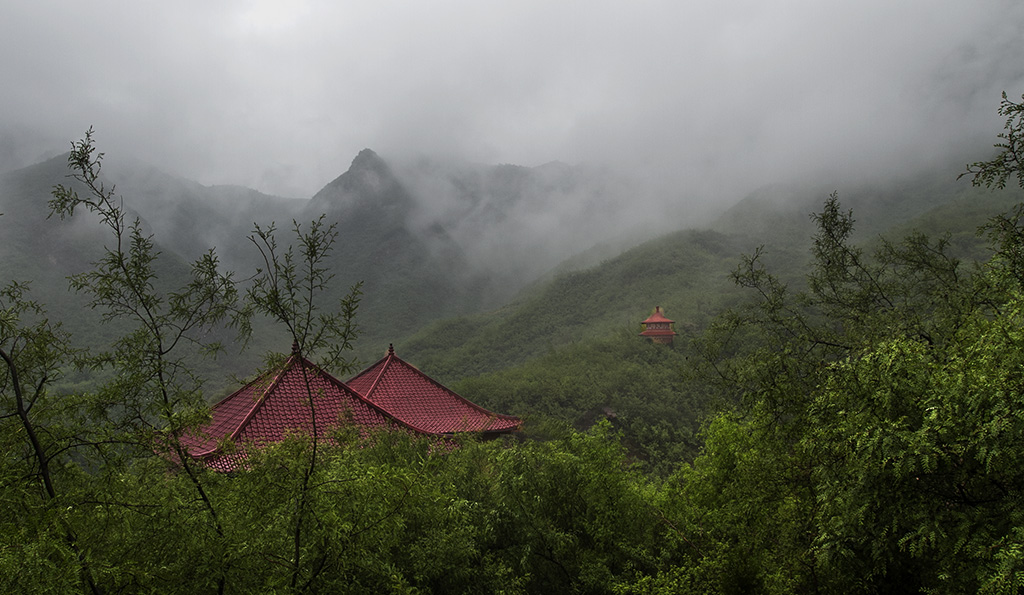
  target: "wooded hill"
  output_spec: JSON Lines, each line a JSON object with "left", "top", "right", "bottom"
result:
{"left": 0, "top": 146, "right": 661, "bottom": 373}
{"left": 2, "top": 140, "right": 1019, "bottom": 457}
{"left": 6, "top": 95, "right": 1024, "bottom": 592}
{"left": 402, "top": 174, "right": 1021, "bottom": 473}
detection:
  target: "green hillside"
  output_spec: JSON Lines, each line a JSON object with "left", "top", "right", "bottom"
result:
{"left": 395, "top": 172, "right": 1024, "bottom": 473}
{"left": 401, "top": 169, "right": 1008, "bottom": 383}
{"left": 0, "top": 151, "right": 488, "bottom": 379}
{"left": 8, "top": 86, "right": 1024, "bottom": 593}
{"left": 5, "top": 145, "right": 1020, "bottom": 407}
{"left": 401, "top": 228, "right": 746, "bottom": 381}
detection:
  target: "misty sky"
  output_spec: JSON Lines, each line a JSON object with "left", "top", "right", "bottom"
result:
{"left": 2, "top": 1, "right": 1023, "bottom": 200}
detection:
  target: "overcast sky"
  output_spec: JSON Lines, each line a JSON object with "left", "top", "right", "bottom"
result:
{"left": 2, "top": 0, "right": 1023, "bottom": 199}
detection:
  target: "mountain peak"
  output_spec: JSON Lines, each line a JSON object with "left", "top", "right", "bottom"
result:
{"left": 350, "top": 148, "right": 387, "bottom": 172}
{"left": 308, "top": 148, "right": 410, "bottom": 213}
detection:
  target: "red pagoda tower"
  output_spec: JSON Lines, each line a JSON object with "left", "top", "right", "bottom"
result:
{"left": 640, "top": 306, "right": 677, "bottom": 345}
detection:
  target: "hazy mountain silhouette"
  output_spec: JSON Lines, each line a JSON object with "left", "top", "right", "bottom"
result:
{"left": 2, "top": 146, "right": 1007, "bottom": 374}
{"left": 0, "top": 149, "right": 645, "bottom": 364}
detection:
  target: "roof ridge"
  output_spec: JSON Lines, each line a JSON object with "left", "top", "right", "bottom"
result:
{"left": 351, "top": 353, "right": 475, "bottom": 435}
{"left": 227, "top": 353, "right": 302, "bottom": 445}
{"left": 192, "top": 344, "right": 522, "bottom": 468}
{"left": 186, "top": 362, "right": 284, "bottom": 454}
{"left": 358, "top": 349, "right": 395, "bottom": 401}
{"left": 195, "top": 352, "right": 373, "bottom": 457}
{"left": 297, "top": 353, "right": 431, "bottom": 436}
{"left": 186, "top": 357, "right": 293, "bottom": 457}
{"left": 387, "top": 350, "right": 521, "bottom": 422}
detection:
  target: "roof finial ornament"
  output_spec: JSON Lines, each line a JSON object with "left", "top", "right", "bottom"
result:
{"left": 388, "top": 343, "right": 395, "bottom": 356}
{"left": 291, "top": 341, "right": 301, "bottom": 355}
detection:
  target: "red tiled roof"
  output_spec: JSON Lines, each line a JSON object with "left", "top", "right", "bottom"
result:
{"left": 184, "top": 346, "right": 521, "bottom": 471}
{"left": 182, "top": 353, "right": 408, "bottom": 471}
{"left": 640, "top": 306, "right": 677, "bottom": 337}
{"left": 348, "top": 345, "right": 522, "bottom": 435}
{"left": 641, "top": 306, "right": 674, "bottom": 325}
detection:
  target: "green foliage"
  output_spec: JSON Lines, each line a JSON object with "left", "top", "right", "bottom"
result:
{"left": 640, "top": 413, "right": 818, "bottom": 593}
{"left": 963, "top": 92, "right": 1024, "bottom": 191}
{"left": 245, "top": 216, "right": 362, "bottom": 373}
{"left": 403, "top": 229, "right": 745, "bottom": 382}
{"left": 1, "top": 419, "right": 667, "bottom": 593}
{"left": 49, "top": 129, "right": 241, "bottom": 444}
{"left": 10, "top": 95, "right": 1024, "bottom": 593}
{"left": 38, "top": 128, "right": 244, "bottom": 591}
{"left": 658, "top": 181, "right": 1024, "bottom": 591}
{"left": 241, "top": 214, "right": 364, "bottom": 591}
{"left": 650, "top": 91, "right": 1024, "bottom": 588}
{"left": 805, "top": 321, "right": 1024, "bottom": 593}
{"left": 455, "top": 330, "right": 713, "bottom": 474}
{"left": 0, "top": 280, "right": 94, "bottom": 593}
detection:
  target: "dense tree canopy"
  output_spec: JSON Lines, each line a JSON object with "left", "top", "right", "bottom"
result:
{"left": 640, "top": 93, "right": 1024, "bottom": 593}
{"left": 4, "top": 95, "right": 1024, "bottom": 593}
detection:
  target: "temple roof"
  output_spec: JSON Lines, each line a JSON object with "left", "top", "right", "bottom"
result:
{"left": 184, "top": 345, "right": 522, "bottom": 471}
{"left": 641, "top": 306, "right": 674, "bottom": 325}
{"left": 181, "top": 352, "right": 408, "bottom": 471}
{"left": 347, "top": 345, "right": 522, "bottom": 435}
{"left": 640, "top": 306, "right": 677, "bottom": 337}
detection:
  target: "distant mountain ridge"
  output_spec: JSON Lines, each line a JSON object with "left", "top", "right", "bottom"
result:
{"left": 2, "top": 145, "right": 1012, "bottom": 383}
{"left": 0, "top": 148, "right": 655, "bottom": 367}
{"left": 400, "top": 173, "right": 1023, "bottom": 383}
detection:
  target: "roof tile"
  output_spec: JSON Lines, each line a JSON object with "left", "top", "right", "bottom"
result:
{"left": 347, "top": 347, "right": 521, "bottom": 434}
{"left": 182, "top": 354, "right": 405, "bottom": 471}
{"left": 185, "top": 346, "right": 521, "bottom": 471}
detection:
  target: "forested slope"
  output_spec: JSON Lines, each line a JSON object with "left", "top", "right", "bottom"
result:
{"left": 400, "top": 163, "right": 1011, "bottom": 383}
{"left": 6, "top": 95, "right": 1024, "bottom": 592}
{"left": 402, "top": 228, "right": 743, "bottom": 380}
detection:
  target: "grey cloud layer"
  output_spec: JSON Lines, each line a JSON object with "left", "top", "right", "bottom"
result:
{"left": 1, "top": 0, "right": 1022, "bottom": 199}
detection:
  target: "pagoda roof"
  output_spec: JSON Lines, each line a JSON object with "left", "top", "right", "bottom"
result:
{"left": 641, "top": 306, "right": 674, "bottom": 325}
{"left": 640, "top": 306, "right": 677, "bottom": 337}
{"left": 182, "top": 352, "right": 410, "bottom": 471}
{"left": 347, "top": 345, "right": 522, "bottom": 435}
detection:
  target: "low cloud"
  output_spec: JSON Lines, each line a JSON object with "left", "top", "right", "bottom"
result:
{"left": 1, "top": 0, "right": 1022, "bottom": 208}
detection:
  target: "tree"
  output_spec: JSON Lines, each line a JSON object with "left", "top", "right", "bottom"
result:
{"left": 0, "top": 280, "right": 100, "bottom": 593}
{"left": 238, "top": 217, "right": 362, "bottom": 591}
{"left": 653, "top": 91, "right": 1024, "bottom": 592}
{"left": 962, "top": 92, "right": 1024, "bottom": 191}
{"left": 962, "top": 91, "right": 1024, "bottom": 287}
{"left": 46, "top": 128, "right": 241, "bottom": 592}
